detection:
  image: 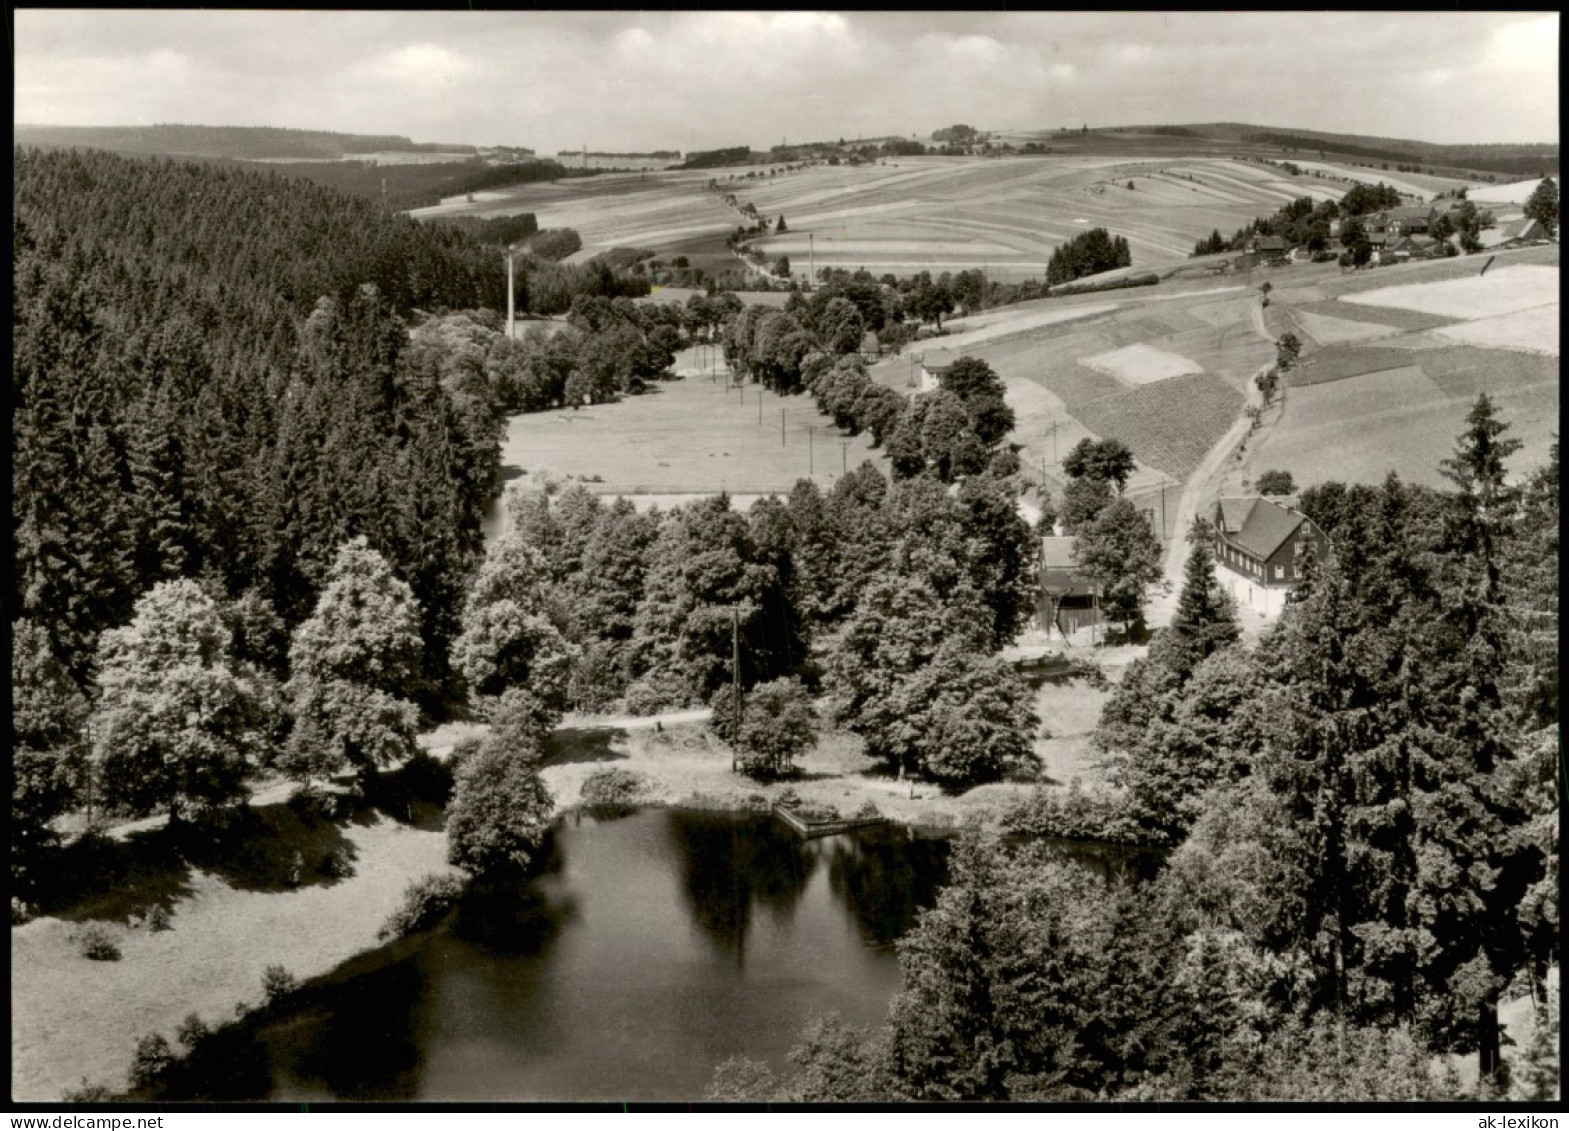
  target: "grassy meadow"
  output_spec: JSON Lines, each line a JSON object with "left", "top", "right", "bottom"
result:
{"left": 484, "top": 363, "right": 893, "bottom": 540}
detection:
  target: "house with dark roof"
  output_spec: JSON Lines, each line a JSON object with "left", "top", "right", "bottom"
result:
{"left": 1245, "top": 234, "right": 1290, "bottom": 257}
{"left": 1380, "top": 205, "right": 1435, "bottom": 238}
{"left": 1212, "top": 496, "right": 1331, "bottom": 618}
{"left": 917, "top": 349, "right": 960, "bottom": 392}
{"left": 1497, "top": 217, "right": 1547, "bottom": 246}
{"left": 1039, "top": 535, "right": 1100, "bottom": 639}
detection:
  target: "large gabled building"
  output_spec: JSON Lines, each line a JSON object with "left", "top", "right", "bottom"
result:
{"left": 1212, "top": 495, "right": 1331, "bottom": 618}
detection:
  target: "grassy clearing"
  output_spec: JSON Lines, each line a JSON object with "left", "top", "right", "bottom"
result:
{"left": 1249, "top": 368, "right": 1558, "bottom": 490}
{"left": 12, "top": 804, "right": 452, "bottom": 1101}
{"left": 1033, "top": 678, "right": 1113, "bottom": 789}
{"left": 1084, "top": 342, "right": 1203, "bottom": 385}
{"left": 492, "top": 374, "right": 890, "bottom": 503}
{"left": 1433, "top": 305, "right": 1559, "bottom": 355}
{"left": 1291, "top": 308, "right": 1404, "bottom": 346}
{"left": 1289, "top": 345, "right": 1432, "bottom": 386}
{"left": 1340, "top": 265, "right": 1559, "bottom": 321}
{"left": 1073, "top": 372, "right": 1245, "bottom": 479}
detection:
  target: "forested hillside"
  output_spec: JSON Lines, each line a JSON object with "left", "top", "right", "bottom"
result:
{"left": 12, "top": 146, "right": 508, "bottom": 706}
{"left": 12, "top": 124, "right": 477, "bottom": 161}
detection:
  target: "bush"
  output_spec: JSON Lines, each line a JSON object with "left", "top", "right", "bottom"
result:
{"left": 322, "top": 846, "right": 355, "bottom": 880}
{"left": 377, "top": 871, "right": 466, "bottom": 941}
{"left": 792, "top": 801, "right": 841, "bottom": 822}
{"left": 147, "top": 904, "right": 173, "bottom": 932}
{"left": 127, "top": 1033, "right": 175, "bottom": 1092}
{"left": 579, "top": 768, "right": 649, "bottom": 810}
{"left": 723, "top": 678, "right": 818, "bottom": 780}
{"left": 261, "top": 964, "right": 299, "bottom": 1003}
{"left": 73, "top": 923, "right": 121, "bottom": 961}
{"left": 852, "top": 800, "right": 883, "bottom": 820}
{"left": 446, "top": 745, "right": 554, "bottom": 877}
{"left": 62, "top": 1078, "right": 118, "bottom": 1103}
{"left": 447, "top": 735, "right": 484, "bottom": 777}
{"left": 485, "top": 690, "right": 553, "bottom": 760}
{"left": 624, "top": 671, "right": 692, "bottom": 716}
{"left": 1000, "top": 782, "right": 1158, "bottom": 845}
{"left": 12, "top": 897, "right": 35, "bottom": 925}
{"left": 175, "top": 1013, "right": 210, "bottom": 1052}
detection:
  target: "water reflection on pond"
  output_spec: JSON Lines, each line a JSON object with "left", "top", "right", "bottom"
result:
{"left": 165, "top": 809, "right": 952, "bottom": 1102}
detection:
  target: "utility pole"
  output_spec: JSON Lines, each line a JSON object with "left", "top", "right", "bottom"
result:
{"left": 1160, "top": 477, "right": 1168, "bottom": 540}
{"left": 781, "top": 408, "right": 786, "bottom": 447}
{"left": 731, "top": 607, "right": 742, "bottom": 772}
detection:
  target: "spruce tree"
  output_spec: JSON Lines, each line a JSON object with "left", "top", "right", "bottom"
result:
{"left": 1168, "top": 539, "right": 1241, "bottom": 679}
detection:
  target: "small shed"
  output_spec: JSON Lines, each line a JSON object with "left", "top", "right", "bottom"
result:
{"left": 1039, "top": 536, "right": 1099, "bottom": 639}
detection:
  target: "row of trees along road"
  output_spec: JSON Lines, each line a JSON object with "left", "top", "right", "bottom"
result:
{"left": 710, "top": 398, "right": 1559, "bottom": 1101}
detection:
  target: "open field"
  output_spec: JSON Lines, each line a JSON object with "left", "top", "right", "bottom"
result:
{"left": 1413, "top": 344, "right": 1562, "bottom": 398}
{"left": 1467, "top": 177, "right": 1554, "bottom": 205}
{"left": 1083, "top": 342, "right": 1203, "bottom": 385}
{"left": 1293, "top": 299, "right": 1459, "bottom": 334}
{"left": 411, "top": 168, "right": 739, "bottom": 256}
{"left": 1290, "top": 308, "right": 1404, "bottom": 345}
{"left": 1243, "top": 252, "right": 1559, "bottom": 492}
{"left": 1286, "top": 161, "right": 1463, "bottom": 199}
{"left": 484, "top": 370, "right": 891, "bottom": 540}
{"left": 1341, "top": 265, "right": 1559, "bottom": 321}
{"left": 1433, "top": 305, "right": 1560, "bottom": 354}
{"left": 1249, "top": 374, "right": 1558, "bottom": 491}
{"left": 1073, "top": 373, "right": 1245, "bottom": 479}
{"left": 1289, "top": 344, "right": 1434, "bottom": 386}
{"left": 867, "top": 273, "right": 1272, "bottom": 492}
{"left": 410, "top": 152, "right": 1478, "bottom": 284}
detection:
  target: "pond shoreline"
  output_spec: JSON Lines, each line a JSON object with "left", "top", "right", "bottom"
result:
{"left": 17, "top": 656, "right": 1120, "bottom": 1101}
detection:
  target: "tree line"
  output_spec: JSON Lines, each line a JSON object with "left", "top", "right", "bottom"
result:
{"left": 1046, "top": 228, "right": 1132, "bottom": 286}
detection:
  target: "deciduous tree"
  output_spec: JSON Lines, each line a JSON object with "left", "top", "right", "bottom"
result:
{"left": 1074, "top": 498, "right": 1165, "bottom": 636}
{"left": 284, "top": 537, "right": 424, "bottom": 786}
{"left": 91, "top": 579, "right": 265, "bottom": 823}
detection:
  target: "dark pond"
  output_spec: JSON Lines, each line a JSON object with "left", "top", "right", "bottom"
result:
{"left": 162, "top": 809, "right": 953, "bottom": 1102}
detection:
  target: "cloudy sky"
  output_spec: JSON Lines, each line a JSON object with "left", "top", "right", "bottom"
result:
{"left": 14, "top": 11, "right": 1559, "bottom": 152}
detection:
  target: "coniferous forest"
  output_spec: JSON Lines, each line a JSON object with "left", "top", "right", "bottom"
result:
{"left": 13, "top": 146, "right": 508, "bottom": 703}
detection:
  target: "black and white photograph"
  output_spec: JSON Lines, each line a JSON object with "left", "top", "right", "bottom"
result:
{"left": 10, "top": 9, "right": 1560, "bottom": 1107}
